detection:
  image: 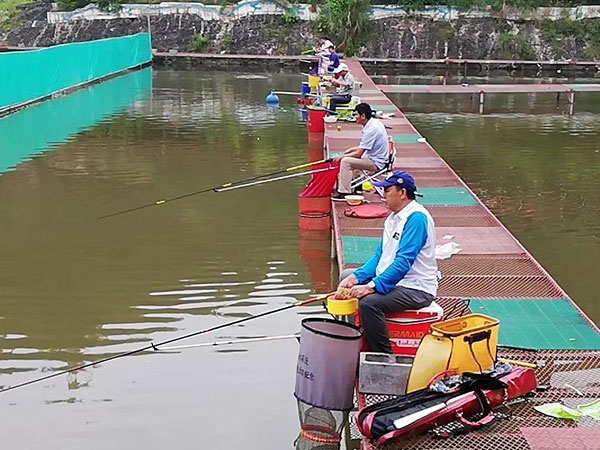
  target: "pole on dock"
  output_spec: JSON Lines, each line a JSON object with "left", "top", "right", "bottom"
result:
{"left": 479, "top": 90, "right": 485, "bottom": 114}
{"left": 567, "top": 89, "right": 575, "bottom": 115}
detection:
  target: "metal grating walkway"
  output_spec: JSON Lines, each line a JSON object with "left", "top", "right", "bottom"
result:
{"left": 322, "top": 59, "right": 600, "bottom": 450}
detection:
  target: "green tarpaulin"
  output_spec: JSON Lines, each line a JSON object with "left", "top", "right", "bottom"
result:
{"left": 0, "top": 33, "right": 151, "bottom": 111}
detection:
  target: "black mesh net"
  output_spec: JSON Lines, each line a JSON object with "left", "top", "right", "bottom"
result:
{"left": 295, "top": 400, "right": 348, "bottom": 450}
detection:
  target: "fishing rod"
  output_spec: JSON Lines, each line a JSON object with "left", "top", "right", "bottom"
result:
{"left": 213, "top": 166, "right": 337, "bottom": 192}
{"left": 98, "top": 158, "right": 333, "bottom": 220}
{"left": 271, "top": 91, "right": 319, "bottom": 97}
{"left": 0, "top": 294, "right": 331, "bottom": 395}
{"left": 158, "top": 334, "right": 300, "bottom": 351}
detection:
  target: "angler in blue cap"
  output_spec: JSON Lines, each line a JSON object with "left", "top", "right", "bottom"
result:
{"left": 338, "top": 171, "right": 438, "bottom": 354}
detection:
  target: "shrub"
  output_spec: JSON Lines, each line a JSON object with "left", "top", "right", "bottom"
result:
{"left": 283, "top": 9, "right": 297, "bottom": 25}
{"left": 317, "top": 0, "right": 370, "bottom": 56}
{"left": 58, "top": 0, "right": 120, "bottom": 11}
{"left": 221, "top": 33, "right": 232, "bottom": 51}
{"left": 189, "top": 33, "right": 210, "bottom": 52}
{"left": 499, "top": 31, "right": 513, "bottom": 51}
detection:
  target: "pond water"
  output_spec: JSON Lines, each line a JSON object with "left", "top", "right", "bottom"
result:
{"left": 0, "top": 67, "right": 597, "bottom": 449}
{"left": 377, "top": 73, "right": 599, "bottom": 324}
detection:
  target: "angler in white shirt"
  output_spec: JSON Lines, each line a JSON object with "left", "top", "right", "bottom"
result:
{"left": 332, "top": 103, "right": 389, "bottom": 199}
{"left": 338, "top": 171, "right": 438, "bottom": 353}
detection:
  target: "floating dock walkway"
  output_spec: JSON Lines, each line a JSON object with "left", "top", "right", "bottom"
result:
{"left": 376, "top": 82, "right": 600, "bottom": 114}
{"left": 377, "top": 83, "right": 600, "bottom": 94}
{"left": 324, "top": 59, "right": 600, "bottom": 450}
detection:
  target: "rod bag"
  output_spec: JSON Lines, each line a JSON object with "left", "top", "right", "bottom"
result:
{"left": 356, "top": 367, "right": 536, "bottom": 446}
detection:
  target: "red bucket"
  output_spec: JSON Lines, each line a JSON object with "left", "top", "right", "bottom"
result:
{"left": 298, "top": 196, "right": 331, "bottom": 215}
{"left": 356, "top": 302, "right": 443, "bottom": 355}
{"left": 307, "top": 107, "right": 327, "bottom": 133}
{"left": 299, "top": 212, "right": 331, "bottom": 231}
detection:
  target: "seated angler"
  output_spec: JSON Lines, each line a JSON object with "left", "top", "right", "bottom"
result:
{"left": 337, "top": 171, "right": 438, "bottom": 354}
{"left": 326, "top": 45, "right": 340, "bottom": 72}
{"left": 332, "top": 102, "right": 388, "bottom": 199}
{"left": 328, "top": 63, "right": 354, "bottom": 113}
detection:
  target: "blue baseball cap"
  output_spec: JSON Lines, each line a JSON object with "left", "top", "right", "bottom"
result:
{"left": 373, "top": 170, "right": 418, "bottom": 192}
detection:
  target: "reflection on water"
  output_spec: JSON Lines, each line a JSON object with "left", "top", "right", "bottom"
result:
{"left": 0, "top": 68, "right": 152, "bottom": 174}
{"left": 376, "top": 74, "right": 600, "bottom": 115}
{"left": 0, "top": 68, "right": 597, "bottom": 449}
{"left": 403, "top": 106, "right": 599, "bottom": 323}
{"left": 0, "top": 69, "right": 326, "bottom": 449}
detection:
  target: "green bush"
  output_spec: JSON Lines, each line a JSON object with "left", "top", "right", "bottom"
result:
{"left": 540, "top": 18, "right": 600, "bottom": 59}
{"left": 317, "top": 0, "right": 371, "bottom": 56}
{"left": 221, "top": 33, "right": 232, "bottom": 51}
{"left": 514, "top": 35, "right": 536, "bottom": 60}
{"left": 189, "top": 33, "right": 210, "bottom": 52}
{"left": 57, "top": 0, "right": 120, "bottom": 10}
{"left": 283, "top": 9, "right": 297, "bottom": 25}
{"left": 499, "top": 31, "right": 513, "bottom": 51}
{"left": 498, "top": 32, "right": 536, "bottom": 60}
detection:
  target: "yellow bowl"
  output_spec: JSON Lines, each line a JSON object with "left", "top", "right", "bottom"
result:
{"left": 326, "top": 294, "right": 358, "bottom": 315}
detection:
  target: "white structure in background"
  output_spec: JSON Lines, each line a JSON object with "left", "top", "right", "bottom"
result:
{"left": 47, "top": 1, "right": 600, "bottom": 24}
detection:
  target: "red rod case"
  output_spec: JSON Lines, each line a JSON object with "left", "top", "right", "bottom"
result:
{"left": 357, "top": 367, "right": 536, "bottom": 446}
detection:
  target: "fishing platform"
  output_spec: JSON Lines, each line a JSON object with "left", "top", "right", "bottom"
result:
{"left": 316, "top": 59, "right": 600, "bottom": 450}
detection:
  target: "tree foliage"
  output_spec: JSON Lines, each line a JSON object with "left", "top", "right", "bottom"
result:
{"left": 317, "top": 0, "right": 371, "bottom": 56}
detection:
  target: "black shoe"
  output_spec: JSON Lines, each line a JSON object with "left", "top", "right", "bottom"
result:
{"left": 353, "top": 186, "right": 364, "bottom": 194}
{"left": 331, "top": 193, "right": 348, "bottom": 202}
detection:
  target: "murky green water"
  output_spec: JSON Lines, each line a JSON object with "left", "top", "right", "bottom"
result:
{"left": 0, "top": 68, "right": 598, "bottom": 449}
{"left": 379, "top": 74, "right": 600, "bottom": 324}
{"left": 0, "top": 68, "right": 326, "bottom": 449}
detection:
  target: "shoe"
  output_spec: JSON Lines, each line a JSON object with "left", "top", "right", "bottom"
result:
{"left": 353, "top": 186, "right": 364, "bottom": 194}
{"left": 331, "top": 193, "right": 349, "bottom": 202}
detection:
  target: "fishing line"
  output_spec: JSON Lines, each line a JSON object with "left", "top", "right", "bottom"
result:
{"left": 0, "top": 294, "right": 331, "bottom": 394}
{"left": 98, "top": 158, "right": 332, "bottom": 220}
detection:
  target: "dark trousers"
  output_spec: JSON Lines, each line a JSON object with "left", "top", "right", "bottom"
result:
{"left": 339, "top": 269, "right": 435, "bottom": 353}
{"left": 329, "top": 94, "right": 352, "bottom": 112}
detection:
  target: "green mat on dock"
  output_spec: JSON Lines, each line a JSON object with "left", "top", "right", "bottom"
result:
{"left": 342, "top": 236, "right": 380, "bottom": 265}
{"left": 391, "top": 134, "right": 421, "bottom": 144}
{"left": 470, "top": 299, "right": 600, "bottom": 350}
{"left": 387, "top": 85, "right": 429, "bottom": 90}
{"left": 371, "top": 104, "right": 397, "bottom": 112}
{"left": 359, "top": 89, "right": 380, "bottom": 94}
{"left": 418, "top": 187, "right": 477, "bottom": 206}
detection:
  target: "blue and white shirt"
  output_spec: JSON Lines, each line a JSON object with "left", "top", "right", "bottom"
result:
{"left": 359, "top": 118, "right": 388, "bottom": 170}
{"left": 353, "top": 201, "right": 438, "bottom": 296}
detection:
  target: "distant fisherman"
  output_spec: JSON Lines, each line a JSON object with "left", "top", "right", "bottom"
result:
{"left": 327, "top": 63, "right": 354, "bottom": 113}
{"left": 326, "top": 45, "right": 340, "bottom": 72}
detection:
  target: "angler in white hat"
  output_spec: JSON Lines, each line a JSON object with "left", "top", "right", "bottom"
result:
{"left": 328, "top": 63, "right": 354, "bottom": 112}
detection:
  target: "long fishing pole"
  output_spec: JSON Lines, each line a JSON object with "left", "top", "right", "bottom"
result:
{"left": 158, "top": 334, "right": 300, "bottom": 351}
{"left": 271, "top": 91, "right": 319, "bottom": 97}
{"left": 97, "top": 158, "right": 332, "bottom": 220}
{"left": 0, "top": 294, "right": 330, "bottom": 395}
{"left": 214, "top": 166, "right": 337, "bottom": 192}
